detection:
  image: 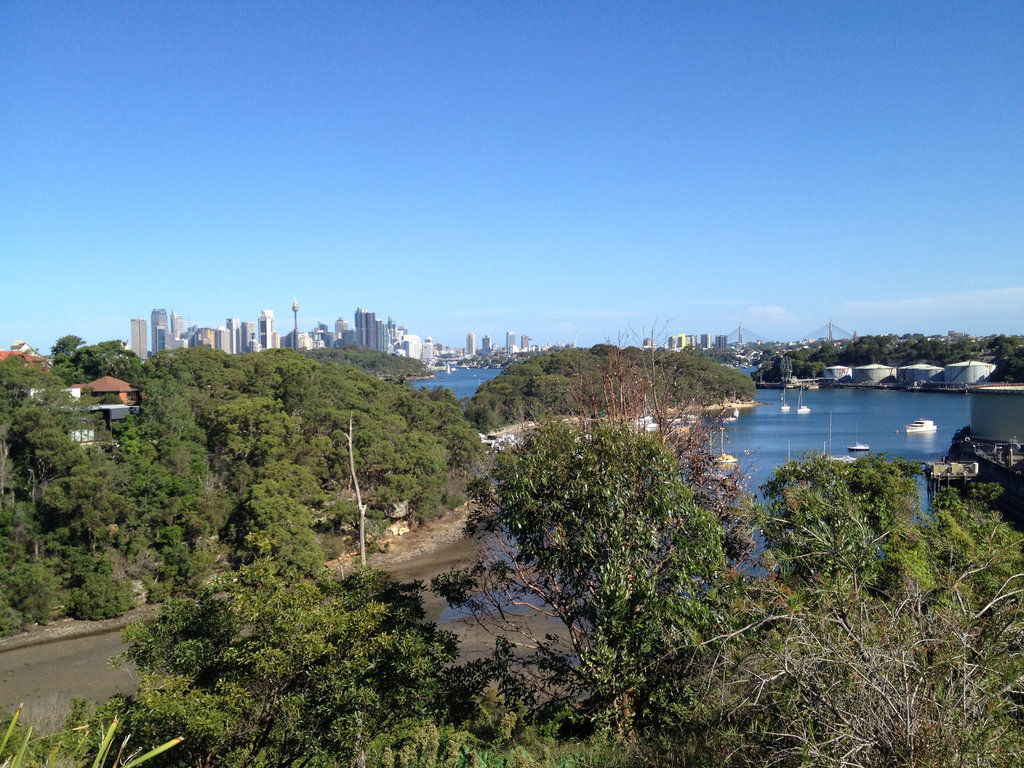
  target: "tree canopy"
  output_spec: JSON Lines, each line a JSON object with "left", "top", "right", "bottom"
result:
{"left": 465, "top": 345, "right": 756, "bottom": 431}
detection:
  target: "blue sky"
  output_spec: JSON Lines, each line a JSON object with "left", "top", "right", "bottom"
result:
{"left": 2, "top": 2, "right": 1021, "bottom": 354}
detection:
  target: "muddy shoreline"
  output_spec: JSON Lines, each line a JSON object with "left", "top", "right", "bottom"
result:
{"left": 0, "top": 509, "right": 486, "bottom": 727}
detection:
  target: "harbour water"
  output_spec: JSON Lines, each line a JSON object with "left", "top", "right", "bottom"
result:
{"left": 412, "top": 367, "right": 504, "bottom": 400}
{"left": 728, "top": 388, "right": 970, "bottom": 497}
{"left": 417, "top": 369, "right": 973, "bottom": 500}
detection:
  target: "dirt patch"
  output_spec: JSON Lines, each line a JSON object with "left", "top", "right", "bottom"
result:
{"left": 0, "top": 511, "right": 488, "bottom": 725}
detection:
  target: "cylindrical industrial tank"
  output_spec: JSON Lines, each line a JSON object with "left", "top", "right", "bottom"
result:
{"left": 945, "top": 360, "right": 996, "bottom": 385}
{"left": 822, "top": 365, "right": 852, "bottom": 383}
{"left": 899, "top": 363, "right": 943, "bottom": 385}
{"left": 852, "top": 364, "right": 896, "bottom": 384}
{"left": 970, "top": 385, "right": 1024, "bottom": 442}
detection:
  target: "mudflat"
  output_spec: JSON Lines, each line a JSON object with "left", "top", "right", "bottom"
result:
{"left": 0, "top": 509, "right": 488, "bottom": 728}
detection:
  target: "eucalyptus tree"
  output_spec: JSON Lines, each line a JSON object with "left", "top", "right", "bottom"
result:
{"left": 435, "top": 420, "right": 729, "bottom": 736}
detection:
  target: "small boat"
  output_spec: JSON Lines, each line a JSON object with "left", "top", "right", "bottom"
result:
{"left": 724, "top": 407, "right": 739, "bottom": 423}
{"left": 847, "top": 421, "right": 869, "bottom": 452}
{"left": 780, "top": 389, "right": 790, "bottom": 412}
{"left": 715, "top": 429, "right": 737, "bottom": 464}
{"left": 796, "top": 388, "right": 810, "bottom": 414}
{"left": 904, "top": 418, "right": 937, "bottom": 433}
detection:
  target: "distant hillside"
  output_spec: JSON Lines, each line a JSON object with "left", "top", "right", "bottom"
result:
{"left": 303, "top": 345, "right": 430, "bottom": 379}
{"left": 465, "top": 344, "right": 756, "bottom": 431}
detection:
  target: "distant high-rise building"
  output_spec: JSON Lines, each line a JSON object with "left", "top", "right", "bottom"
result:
{"left": 240, "top": 321, "right": 256, "bottom": 354}
{"left": 258, "top": 310, "right": 275, "bottom": 351}
{"left": 520, "top": 334, "right": 530, "bottom": 352}
{"left": 170, "top": 313, "right": 184, "bottom": 341}
{"left": 481, "top": 334, "right": 492, "bottom": 354}
{"left": 355, "top": 308, "right": 377, "bottom": 349}
{"left": 506, "top": 331, "right": 516, "bottom": 354}
{"left": 150, "top": 308, "right": 168, "bottom": 354}
{"left": 422, "top": 337, "right": 435, "bottom": 363}
{"left": 386, "top": 317, "right": 397, "bottom": 349}
{"left": 335, "top": 317, "right": 349, "bottom": 335}
{"left": 130, "top": 318, "right": 148, "bottom": 360}
{"left": 466, "top": 332, "right": 476, "bottom": 356}
{"left": 215, "top": 327, "right": 232, "bottom": 352}
{"left": 401, "top": 334, "right": 422, "bottom": 360}
{"left": 226, "top": 318, "right": 241, "bottom": 355}
{"left": 190, "top": 328, "right": 216, "bottom": 349}
{"left": 699, "top": 333, "right": 712, "bottom": 350}
{"left": 715, "top": 334, "right": 728, "bottom": 350}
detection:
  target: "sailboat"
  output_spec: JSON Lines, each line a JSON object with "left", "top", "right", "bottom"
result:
{"left": 715, "top": 428, "right": 737, "bottom": 464}
{"left": 847, "top": 423, "right": 869, "bottom": 452}
{"left": 780, "top": 388, "right": 790, "bottom": 412}
{"left": 796, "top": 387, "right": 810, "bottom": 414}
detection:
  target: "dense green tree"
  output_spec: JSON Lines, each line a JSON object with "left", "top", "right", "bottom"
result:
{"left": 716, "top": 459, "right": 1024, "bottom": 767}
{"left": 436, "top": 420, "right": 727, "bottom": 736}
{"left": 466, "top": 346, "right": 755, "bottom": 431}
{"left": 50, "top": 334, "right": 86, "bottom": 359}
{"left": 122, "top": 557, "right": 481, "bottom": 768}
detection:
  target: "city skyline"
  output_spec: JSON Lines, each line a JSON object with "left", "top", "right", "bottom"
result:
{"left": 128, "top": 302, "right": 557, "bottom": 360}
{"left": 2, "top": 4, "right": 1021, "bottom": 354}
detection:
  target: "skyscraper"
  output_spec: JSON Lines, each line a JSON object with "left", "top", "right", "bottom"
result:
{"left": 240, "top": 321, "right": 256, "bottom": 354}
{"left": 170, "top": 313, "right": 184, "bottom": 341}
{"left": 226, "top": 318, "right": 241, "bottom": 355}
{"left": 150, "top": 308, "right": 168, "bottom": 354}
{"left": 258, "top": 309, "right": 275, "bottom": 351}
{"left": 215, "top": 327, "right": 232, "bottom": 352}
{"left": 506, "top": 331, "right": 516, "bottom": 353}
{"left": 292, "top": 300, "right": 299, "bottom": 351}
{"left": 466, "top": 332, "right": 476, "bottom": 356}
{"left": 355, "top": 308, "right": 376, "bottom": 349}
{"left": 130, "top": 318, "right": 148, "bottom": 360}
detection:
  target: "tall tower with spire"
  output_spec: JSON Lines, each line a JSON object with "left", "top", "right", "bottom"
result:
{"left": 292, "top": 300, "right": 299, "bottom": 351}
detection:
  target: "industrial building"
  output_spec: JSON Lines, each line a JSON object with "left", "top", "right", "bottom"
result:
{"left": 898, "top": 363, "right": 944, "bottom": 386}
{"left": 969, "top": 384, "right": 1024, "bottom": 443}
{"left": 944, "top": 360, "right": 996, "bottom": 385}
{"left": 852, "top": 364, "right": 897, "bottom": 384}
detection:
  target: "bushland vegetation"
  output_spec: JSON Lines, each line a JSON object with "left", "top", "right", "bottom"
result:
{"left": 4, "top": 340, "right": 1023, "bottom": 767}
{"left": 465, "top": 344, "right": 756, "bottom": 432}
{"left": 0, "top": 342, "right": 481, "bottom": 632}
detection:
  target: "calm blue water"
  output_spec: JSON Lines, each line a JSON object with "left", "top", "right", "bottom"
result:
{"left": 416, "top": 370, "right": 972, "bottom": 499}
{"left": 412, "top": 367, "right": 504, "bottom": 400}
{"left": 729, "top": 388, "right": 970, "bottom": 496}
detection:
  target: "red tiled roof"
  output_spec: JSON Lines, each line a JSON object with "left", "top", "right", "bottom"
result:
{"left": 0, "top": 350, "right": 43, "bottom": 363}
{"left": 84, "top": 376, "right": 138, "bottom": 392}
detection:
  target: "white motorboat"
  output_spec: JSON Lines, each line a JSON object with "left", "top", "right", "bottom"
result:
{"left": 904, "top": 418, "right": 937, "bottom": 433}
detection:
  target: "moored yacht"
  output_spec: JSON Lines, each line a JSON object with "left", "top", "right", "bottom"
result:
{"left": 904, "top": 418, "right": 938, "bottom": 433}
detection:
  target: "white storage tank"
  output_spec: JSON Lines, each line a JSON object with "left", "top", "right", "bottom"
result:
{"left": 945, "top": 360, "right": 996, "bottom": 385}
{"left": 822, "top": 365, "right": 852, "bottom": 383}
{"left": 899, "top": 363, "right": 943, "bottom": 385}
{"left": 970, "top": 384, "right": 1024, "bottom": 443}
{"left": 852, "top": 363, "right": 897, "bottom": 384}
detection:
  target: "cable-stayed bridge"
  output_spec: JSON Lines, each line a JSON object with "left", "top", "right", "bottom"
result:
{"left": 725, "top": 321, "right": 855, "bottom": 344}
